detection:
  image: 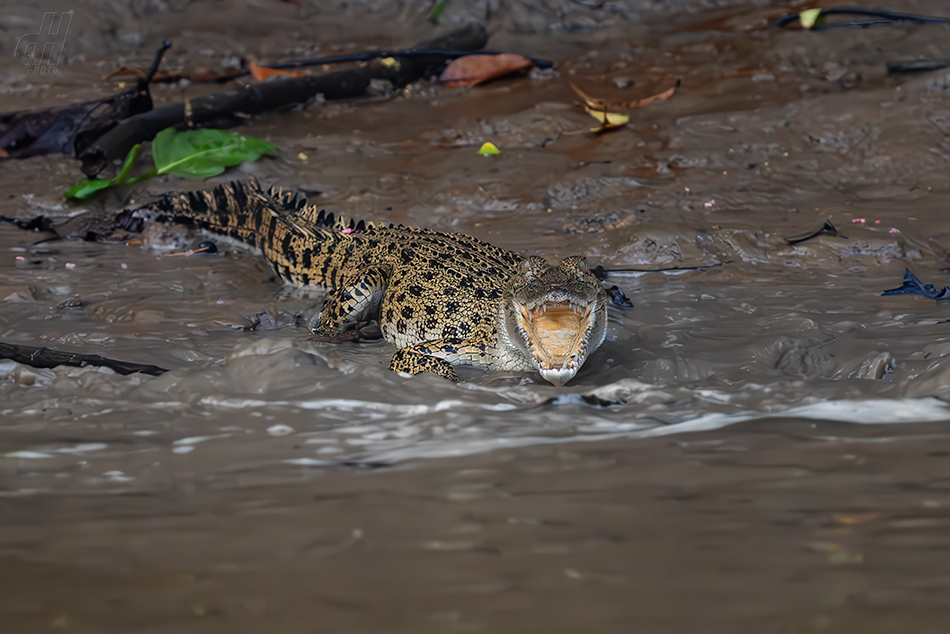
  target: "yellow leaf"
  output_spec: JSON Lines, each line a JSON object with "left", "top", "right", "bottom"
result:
{"left": 584, "top": 107, "right": 630, "bottom": 126}
{"left": 800, "top": 8, "right": 823, "bottom": 29}
{"left": 584, "top": 106, "right": 629, "bottom": 133}
{"left": 478, "top": 142, "right": 500, "bottom": 156}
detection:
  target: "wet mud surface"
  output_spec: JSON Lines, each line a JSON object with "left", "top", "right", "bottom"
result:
{"left": 4, "top": 0, "right": 950, "bottom": 631}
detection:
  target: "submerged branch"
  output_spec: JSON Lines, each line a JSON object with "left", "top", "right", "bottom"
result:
{"left": 0, "top": 341, "right": 168, "bottom": 376}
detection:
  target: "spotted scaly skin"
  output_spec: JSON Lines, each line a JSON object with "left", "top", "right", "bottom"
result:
{"left": 148, "top": 180, "right": 609, "bottom": 385}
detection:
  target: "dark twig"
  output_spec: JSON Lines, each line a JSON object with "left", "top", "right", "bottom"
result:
{"left": 776, "top": 8, "right": 950, "bottom": 30}
{"left": 591, "top": 261, "right": 729, "bottom": 279}
{"left": 886, "top": 59, "right": 950, "bottom": 76}
{"left": 0, "top": 342, "right": 167, "bottom": 376}
{"left": 784, "top": 220, "right": 843, "bottom": 245}
{"left": 262, "top": 48, "right": 553, "bottom": 71}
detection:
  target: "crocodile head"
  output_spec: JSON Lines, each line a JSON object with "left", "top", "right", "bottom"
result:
{"left": 502, "top": 256, "right": 609, "bottom": 386}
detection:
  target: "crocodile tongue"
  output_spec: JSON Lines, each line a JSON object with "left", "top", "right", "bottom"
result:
{"left": 515, "top": 301, "right": 593, "bottom": 386}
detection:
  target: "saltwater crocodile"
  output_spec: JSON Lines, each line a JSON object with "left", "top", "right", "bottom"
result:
{"left": 147, "top": 180, "right": 609, "bottom": 385}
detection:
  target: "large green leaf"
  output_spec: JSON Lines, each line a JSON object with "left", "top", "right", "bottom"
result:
{"left": 152, "top": 127, "right": 280, "bottom": 178}
{"left": 63, "top": 128, "right": 279, "bottom": 200}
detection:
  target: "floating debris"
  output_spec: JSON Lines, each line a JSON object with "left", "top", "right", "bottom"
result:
{"left": 785, "top": 220, "right": 842, "bottom": 245}
{"left": 882, "top": 269, "right": 950, "bottom": 300}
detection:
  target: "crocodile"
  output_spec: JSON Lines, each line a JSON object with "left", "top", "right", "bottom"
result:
{"left": 146, "top": 180, "right": 609, "bottom": 385}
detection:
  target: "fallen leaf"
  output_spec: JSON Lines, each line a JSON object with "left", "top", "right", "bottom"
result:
{"left": 64, "top": 143, "right": 144, "bottom": 200}
{"left": 63, "top": 128, "right": 280, "bottom": 198}
{"left": 102, "top": 67, "right": 147, "bottom": 81}
{"left": 246, "top": 59, "right": 309, "bottom": 81}
{"left": 584, "top": 106, "right": 630, "bottom": 133}
{"left": 570, "top": 80, "right": 679, "bottom": 133}
{"left": 440, "top": 53, "right": 535, "bottom": 88}
{"left": 629, "top": 82, "right": 678, "bottom": 108}
{"left": 478, "top": 141, "right": 500, "bottom": 156}
{"left": 800, "top": 8, "right": 823, "bottom": 29}
{"left": 570, "top": 81, "right": 611, "bottom": 111}
{"left": 152, "top": 127, "right": 280, "bottom": 178}
{"left": 427, "top": 1, "right": 447, "bottom": 22}
{"left": 570, "top": 79, "right": 679, "bottom": 111}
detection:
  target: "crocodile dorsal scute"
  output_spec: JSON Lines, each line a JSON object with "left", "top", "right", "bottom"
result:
{"left": 146, "top": 180, "right": 609, "bottom": 386}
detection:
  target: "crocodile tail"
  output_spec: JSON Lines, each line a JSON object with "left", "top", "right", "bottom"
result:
{"left": 147, "top": 179, "right": 289, "bottom": 249}
{"left": 146, "top": 179, "right": 372, "bottom": 288}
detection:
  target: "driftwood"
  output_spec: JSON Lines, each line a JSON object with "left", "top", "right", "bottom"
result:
{"left": 0, "top": 41, "right": 168, "bottom": 160}
{"left": 79, "top": 25, "right": 489, "bottom": 177}
{"left": 79, "top": 68, "right": 369, "bottom": 177}
{"left": 0, "top": 341, "right": 167, "bottom": 376}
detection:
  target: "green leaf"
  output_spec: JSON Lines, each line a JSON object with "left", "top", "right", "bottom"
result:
{"left": 478, "top": 141, "right": 500, "bottom": 156}
{"left": 124, "top": 166, "right": 159, "bottom": 185}
{"left": 63, "top": 178, "right": 116, "bottom": 200}
{"left": 152, "top": 128, "right": 280, "bottom": 179}
{"left": 63, "top": 144, "right": 143, "bottom": 200}
{"left": 62, "top": 128, "right": 279, "bottom": 200}
{"left": 114, "top": 142, "right": 143, "bottom": 181}
{"left": 427, "top": 1, "right": 447, "bottom": 22}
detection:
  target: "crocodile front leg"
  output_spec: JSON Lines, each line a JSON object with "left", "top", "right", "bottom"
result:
{"left": 312, "top": 266, "right": 389, "bottom": 337}
{"left": 389, "top": 337, "right": 496, "bottom": 382}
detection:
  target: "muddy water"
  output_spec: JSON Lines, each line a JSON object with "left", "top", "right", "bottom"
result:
{"left": 5, "top": 0, "right": 950, "bottom": 631}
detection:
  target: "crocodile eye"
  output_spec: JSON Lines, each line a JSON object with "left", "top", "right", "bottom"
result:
{"left": 561, "top": 255, "right": 588, "bottom": 276}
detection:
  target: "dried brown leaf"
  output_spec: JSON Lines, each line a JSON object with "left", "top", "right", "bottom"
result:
{"left": 246, "top": 59, "right": 309, "bottom": 82}
{"left": 102, "top": 67, "right": 147, "bottom": 81}
{"left": 570, "top": 79, "right": 679, "bottom": 111}
{"left": 440, "top": 53, "right": 535, "bottom": 88}
{"left": 569, "top": 81, "right": 609, "bottom": 110}
{"left": 628, "top": 81, "right": 678, "bottom": 108}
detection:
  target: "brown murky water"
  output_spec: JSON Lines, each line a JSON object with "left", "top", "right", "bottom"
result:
{"left": 5, "top": 1, "right": 950, "bottom": 631}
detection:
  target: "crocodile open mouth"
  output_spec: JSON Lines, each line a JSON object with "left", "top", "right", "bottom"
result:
{"left": 514, "top": 300, "right": 594, "bottom": 385}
